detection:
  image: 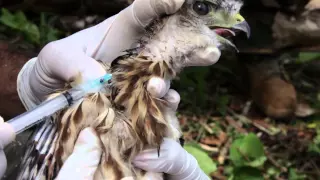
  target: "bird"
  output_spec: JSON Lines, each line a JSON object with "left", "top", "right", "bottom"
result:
{"left": 15, "top": 0, "right": 250, "bottom": 180}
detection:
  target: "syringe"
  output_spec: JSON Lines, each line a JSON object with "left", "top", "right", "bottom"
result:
{"left": 7, "top": 74, "right": 113, "bottom": 134}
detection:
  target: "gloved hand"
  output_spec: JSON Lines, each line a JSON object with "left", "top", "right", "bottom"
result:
{"left": 16, "top": 0, "right": 220, "bottom": 179}
{"left": 133, "top": 138, "right": 210, "bottom": 180}
{"left": 17, "top": 0, "right": 221, "bottom": 110}
{"left": 0, "top": 116, "right": 15, "bottom": 179}
{"left": 56, "top": 127, "right": 102, "bottom": 180}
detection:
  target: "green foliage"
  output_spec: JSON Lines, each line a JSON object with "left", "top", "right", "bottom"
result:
{"left": 229, "top": 167, "right": 264, "bottom": 180}
{"left": 173, "top": 66, "right": 210, "bottom": 112}
{"left": 265, "top": 167, "right": 281, "bottom": 179}
{"left": 288, "top": 168, "right": 307, "bottom": 180}
{"left": 0, "top": 8, "right": 40, "bottom": 44}
{"left": 308, "top": 123, "right": 320, "bottom": 154}
{"left": 184, "top": 142, "right": 217, "bottom": 175}
{"left": 216, "top": 94, "right": 230, "bottom": 116}
{"left": 227, "top": 133, "right": 267, "bottom": 180}
{"left": 229, "top": 133, "right": 267, "bottom": 168}
{"left": 39, "top": 13, "right": 61, "bottom": 46}
{"left": 296, "top": 52, "right": 320, "bottom": 64}
{"left": 0, "top": 8, "right": 61, "bottom": 47}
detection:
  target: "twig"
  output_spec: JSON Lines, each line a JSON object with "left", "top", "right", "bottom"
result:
{"left": 227, "top": 108, "right": 252, "bottom": 125}
{"left": 225, "top": 116, "right": 248, "bottom": 134}
{"left": 218, "top": 138, "right": 232, "bottom": 165}
{"left": 200, "top": 121, "right": 214, "bottom": 134}
{"left": 242, "top": 101, "right": 252, "bottom": 116}
{"left": 252, "top": 120, "right": 278, "bottom": 136}
{"left": 196, "top": 127, "right": 205, "bottom": 142}
{"left": 199, "top": 143, "right": 219, "bottom": 152}
{"left": 265, "top": 151, "right": 287, "bottom": 172}
{"left": 311, "top": 160, "right": 320, "bottom": 177}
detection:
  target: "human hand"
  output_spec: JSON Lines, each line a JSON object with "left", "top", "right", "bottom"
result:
{"left": 18, "top": 0, "right": 184, "bottom": 108}
{"left": 18, "top": 0, "right": 221, "bottom": 110}
{"left": 0, "top": 116, "right": 15, "bottom": 178}
{"left": 133, "top": 138, "right": 210, "bottom": 180}
{"left": 55, "top": 127, "right": 102, "bottom": 180}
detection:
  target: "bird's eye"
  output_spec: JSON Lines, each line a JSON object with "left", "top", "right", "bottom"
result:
{"left": 193, "top": 1, "right": 210, "bottom": 15}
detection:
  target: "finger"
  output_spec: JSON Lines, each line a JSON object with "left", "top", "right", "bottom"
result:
{"left": 147, "top": 77, "right": 170, "bottom": 98}
{"left": 56, "top": 128, "right": 102, "bottom": 180}
{"left": 163, "top": 89, "right": 180, "bottom": 111}
{"left": 151, "top": 0, "right": 185, "bottom": 15}
{"left": 133, "top": 149, "right": 159, "bottom": 162}
{"left": 0, "top": 150, "right": 7, "bottom": 179}
{"left": 121, "top": 177, "right": 135, "bottom": 180}
{"left": 0, "top": 116, "right": 15, "bottom": 149}
{"left": 186, "top": 46, "right": 221, "bottom": 67}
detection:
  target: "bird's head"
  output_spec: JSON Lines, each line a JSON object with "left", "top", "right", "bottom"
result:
{"left": 183, "top": 0, "right": 250, "bottom": 51}
{"left": 140, "top": 0, "right": 250, "bottom": 70}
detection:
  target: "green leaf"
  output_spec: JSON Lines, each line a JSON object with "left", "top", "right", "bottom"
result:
{"left": 232, "top": 167, "right": 264, "bottom": 180}
{"left": 184, "top": 143, "right": 217, "bottom": 175}
{"left": 289, "top": 168, "right": 307, "bottom": 180}
{"left": 266, "top": 167, "right": 281, "bottom": 177}
{"left": 217, "top": 95, "right": 230, "bottom": 116}
{"left": 0, "top": 8, "right": 40, "bottom": 44}
{"left": 229, "top": 133, "right": 267, "bottom": 168}
{"left": 296, "top": 52, "right": 320, "bottom": 64}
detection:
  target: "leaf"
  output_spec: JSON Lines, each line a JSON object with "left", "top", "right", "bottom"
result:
{"left": 294, "top": 103, "right": 316, "bottom": 118}
{"left": 184, "top": 143, "right": 217, "bottom": 175}
{"left": 296, "top": 52, "right": 320, "bottom": 64}
{"left": 289, "top": 168, "right": 307, "bottom": 180}
{"left": 266, "top": 167, "right": 281, "bottom": 178}
{"left": 229, "top": 133, "right": 267, "bottom": 168}
{"left": 217, "top": 95, "right": 230, "bottom": 116}
{"left": 308, "top": 127, "right": 320, "bottom": 154}
{"left": 39, "top": 13, "right": 61, "bottom": 45}
{"left": 0, "top": 8, "right": 40, "bottom": 44}
{"left": 232, "top": 167, "right": 264, "bottom": 180}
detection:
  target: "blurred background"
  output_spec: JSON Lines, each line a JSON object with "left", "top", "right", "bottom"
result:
{"left": 0, "top": 0, "right": 320, "bottom": 179}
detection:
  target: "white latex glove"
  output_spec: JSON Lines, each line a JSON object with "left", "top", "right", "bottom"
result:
{"left": 133, "top": 138, "right": 210, "bottom": 180}
{"left": 56, "top": 127, "right": 102, "bottom": 180}
{"left": 0, "top": 116, "right": 16, "bottom": 179}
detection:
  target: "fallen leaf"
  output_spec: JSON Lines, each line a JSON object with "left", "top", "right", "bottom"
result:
{"left": 201, "top": 136, "right": 223, "bottom": 146}
{"left": 295, "top": 103, "right": 316, "bottom": 117}
{"left": 218, "top": 131, "right": 228, "bottom": 144}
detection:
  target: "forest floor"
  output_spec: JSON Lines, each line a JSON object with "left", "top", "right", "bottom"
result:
{"left": 173, "top": 58, "right": 320, "bottom": 179}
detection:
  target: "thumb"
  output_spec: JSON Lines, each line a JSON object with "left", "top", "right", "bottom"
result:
{"left": 56, "top": 128, "right": 102, "bottom": 180}
{"left": 147, "top": 77, "right": 170, "bottom": 98}
{"left": 186, "top": 46, "right": 221, "bottom": 67}
{"left": 0, "top": 116, "right": 15, "bottom": 178}
{"left": 0, "top": 116, "right": 15, "bottom": 149}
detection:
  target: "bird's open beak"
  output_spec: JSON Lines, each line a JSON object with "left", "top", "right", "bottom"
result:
{"left": 210, "top": 13, "right": 251, "bottom": 52}
{"left": 230, "top": 13, "right": 251, "bottom": 38}
{"left": 232, "top": 20, "right": 251, "bottom": 38}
